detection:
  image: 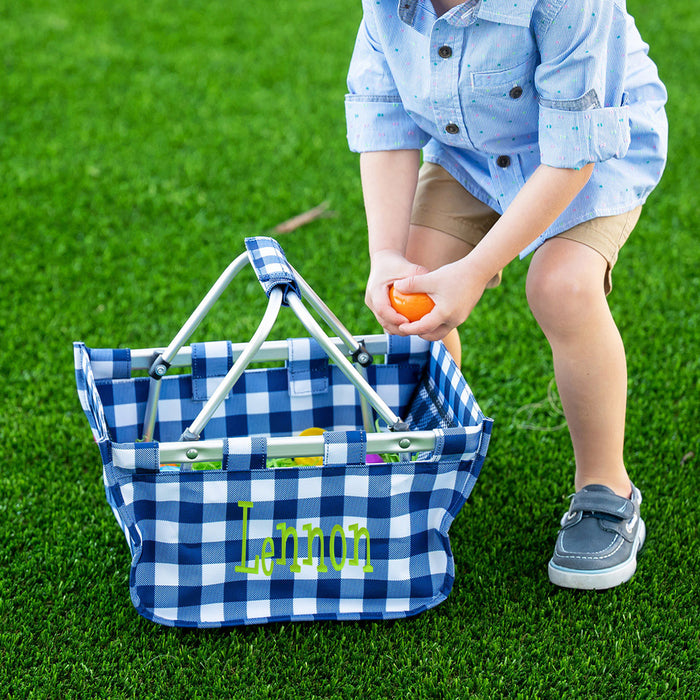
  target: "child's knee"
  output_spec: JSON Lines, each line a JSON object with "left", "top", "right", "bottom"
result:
{"left": 526, "top": 256, "right": 603, "bottom": 336}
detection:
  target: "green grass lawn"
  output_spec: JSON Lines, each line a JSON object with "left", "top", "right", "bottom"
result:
{"left": 1, "top": 0, "right": 699, "bottom": 697}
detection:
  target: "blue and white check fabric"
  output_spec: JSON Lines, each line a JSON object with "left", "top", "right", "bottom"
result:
{"left": 191, "top": 341, "right": 233, "bottom": 402}
{"left": 245, "top": 236, "right": 301, "bottom": 305}
{"left": 74, "top": 343, "right": 110, "bottom": 442}
{"left": 287, "top": 338, "right": 329, "bottom": 397}
{"left": 74, "top": 335, "right": 492, "bottom": 628}
{"left": 323, "top": 429, "right": 367, "bottom": 466}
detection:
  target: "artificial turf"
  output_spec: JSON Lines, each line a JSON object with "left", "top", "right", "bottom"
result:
{"left": 1, "top": 0, "right": 699, "bottom": 697}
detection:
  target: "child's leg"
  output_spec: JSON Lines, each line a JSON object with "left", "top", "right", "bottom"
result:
{"left": 406, "top": 162, "right": 502, "bottom": 366}
{"left": 526, "top": 236, "right": 631, "bottom": 497}
{"left": 405, "top": 224, "right": 472, "bottom": 365}
{"left": 440, "top": 329, "right": 463, "bottom": 366}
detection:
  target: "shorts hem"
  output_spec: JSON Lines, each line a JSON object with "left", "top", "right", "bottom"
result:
{"left": 410, "top": 208, "right": 494, "bottom": 249}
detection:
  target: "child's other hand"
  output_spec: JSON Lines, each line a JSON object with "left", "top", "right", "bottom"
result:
{"left": 365, "top": 249, "right": 430, "bottom": 334}
{"left": 391, "top": 258, "right": 488, "bottom": 341}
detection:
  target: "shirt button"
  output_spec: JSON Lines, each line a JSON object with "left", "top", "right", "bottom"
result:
{"left": 496, "top": 155, "right": 511, "bottom": 168}
{"left": 438, "top": 45, "right": 453, "bottom": 59}
{"left": 509, "top": 85, "right": 523, "bottom": 99}
{"left": 445, "top": 123, "right": 460, "bottom": 135}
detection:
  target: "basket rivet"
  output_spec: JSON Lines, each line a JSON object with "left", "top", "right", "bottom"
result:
{"left": 357, "top": 353, "right": 370, "bottom": 364}
{"left": 398, "top": 438, "right": 411, "bottom": 449}
{"left": 156, "top": 365, "right": 167, "bottom": 376}
{"left": 186, "top": 448, "right": 199, "bottom": 460}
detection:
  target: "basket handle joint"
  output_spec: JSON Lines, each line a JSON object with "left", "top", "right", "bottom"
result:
{"left": 351, "top": 341, "right": 373, "bottom": 368}
{"left": 148, "top": 352, "right": 171, "bottom": 381}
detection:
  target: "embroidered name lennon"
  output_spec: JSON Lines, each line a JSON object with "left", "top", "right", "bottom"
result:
{"left": 234, "top": 501, "right": 373, "bottom": 576}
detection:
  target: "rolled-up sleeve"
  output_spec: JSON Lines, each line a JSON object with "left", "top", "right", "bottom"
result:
{"left": 345, "top": 9, "right": 430, "bottom": 152}
{"left": 535, "top": 0, "right": 631, "bottom": 169}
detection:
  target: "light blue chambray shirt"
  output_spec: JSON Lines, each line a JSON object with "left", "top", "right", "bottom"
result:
{"left": 345, "top": 0, "right": 668, "bottom": 257}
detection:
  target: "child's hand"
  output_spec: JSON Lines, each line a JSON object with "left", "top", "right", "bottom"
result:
{"left": 391, "top": 258, "right": 489, "bottom": 341}
{"left": 365, "top": 249, "right": 430, "bottom": 334}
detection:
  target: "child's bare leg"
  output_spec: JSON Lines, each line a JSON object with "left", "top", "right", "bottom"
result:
{"left": 440, "top": 328, "right": 462, "bottom": 366}
{"left": 526, "top": 237, "right": 631, "bottom": 498}
{"left": 405, "top": 224, "right": 472, "bottom": 366}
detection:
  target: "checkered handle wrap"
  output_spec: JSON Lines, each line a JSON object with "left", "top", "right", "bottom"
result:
{"left": 245, "top": 236, "right": 301, "bottom": 305}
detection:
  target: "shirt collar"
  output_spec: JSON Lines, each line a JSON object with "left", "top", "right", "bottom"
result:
{"left": 398, "top": 0, "right": 535, "bottom": 29}
{"left": 476, "top": 0, "right": 536, "bottom": 27}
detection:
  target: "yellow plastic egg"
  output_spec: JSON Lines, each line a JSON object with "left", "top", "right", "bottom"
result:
{"left": 294, "top": 427, "right": 325, "bottom": 466}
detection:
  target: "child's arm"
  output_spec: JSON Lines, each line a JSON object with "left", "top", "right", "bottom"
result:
{"left": 393, "top": 161, "right": 595, "bottom": 340}
{"left": 360, "top": 149, "right": 432, "bottom": 335}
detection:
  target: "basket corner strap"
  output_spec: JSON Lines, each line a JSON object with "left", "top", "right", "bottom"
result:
{"left": 191, "top": 340, "right": 234, "bottom": 402}
{"left": 244, "top": 236, "right": 300, "bottom": 304}
{"left": 108, "top": 436, "right": 492, "bottom": 628}
{"left": 73, "top": 342, "right": 112, "bottom": 441}
{"left": 223, "top": 432, "right": 370, "bottom": 469}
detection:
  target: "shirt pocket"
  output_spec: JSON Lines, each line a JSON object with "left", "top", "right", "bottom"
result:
{"left": 461, "top": 53, "right": 539, "bottom": 154}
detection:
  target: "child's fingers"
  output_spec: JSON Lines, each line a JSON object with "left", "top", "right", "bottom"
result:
{"left": 399, "top": 323, "right": 451, "bottom": 342}
{"left": 392, "top": 272, "right": 433, "bottom": 296}
{"left": 396, "top": 308, "right": 447, "bottom": 338}
{"left": 372, "top": 290, "right": 410, "bottom": 325}
{"left": 372, "top": 299, "right": 411, "bottom": 335}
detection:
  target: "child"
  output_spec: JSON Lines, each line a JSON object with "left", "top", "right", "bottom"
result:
{"left": 345, "top": 0, "right": 667, "bottom": 589}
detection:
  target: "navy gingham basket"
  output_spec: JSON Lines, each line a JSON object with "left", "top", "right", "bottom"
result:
{"left": 74, "top": 237, "right": 493, "bottom": 628}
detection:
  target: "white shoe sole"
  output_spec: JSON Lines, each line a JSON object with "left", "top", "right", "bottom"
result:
{"left": 548, "top": 519, "right": 646, "bottom": 590}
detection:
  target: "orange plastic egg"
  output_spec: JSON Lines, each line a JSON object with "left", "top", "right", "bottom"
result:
{"left": 389, "top": 284, "right": 435, "bottom": 322}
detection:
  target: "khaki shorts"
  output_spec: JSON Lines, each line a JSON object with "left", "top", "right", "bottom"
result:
{"left": 411, "top": 162, "right": 642, "bottom": 293}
